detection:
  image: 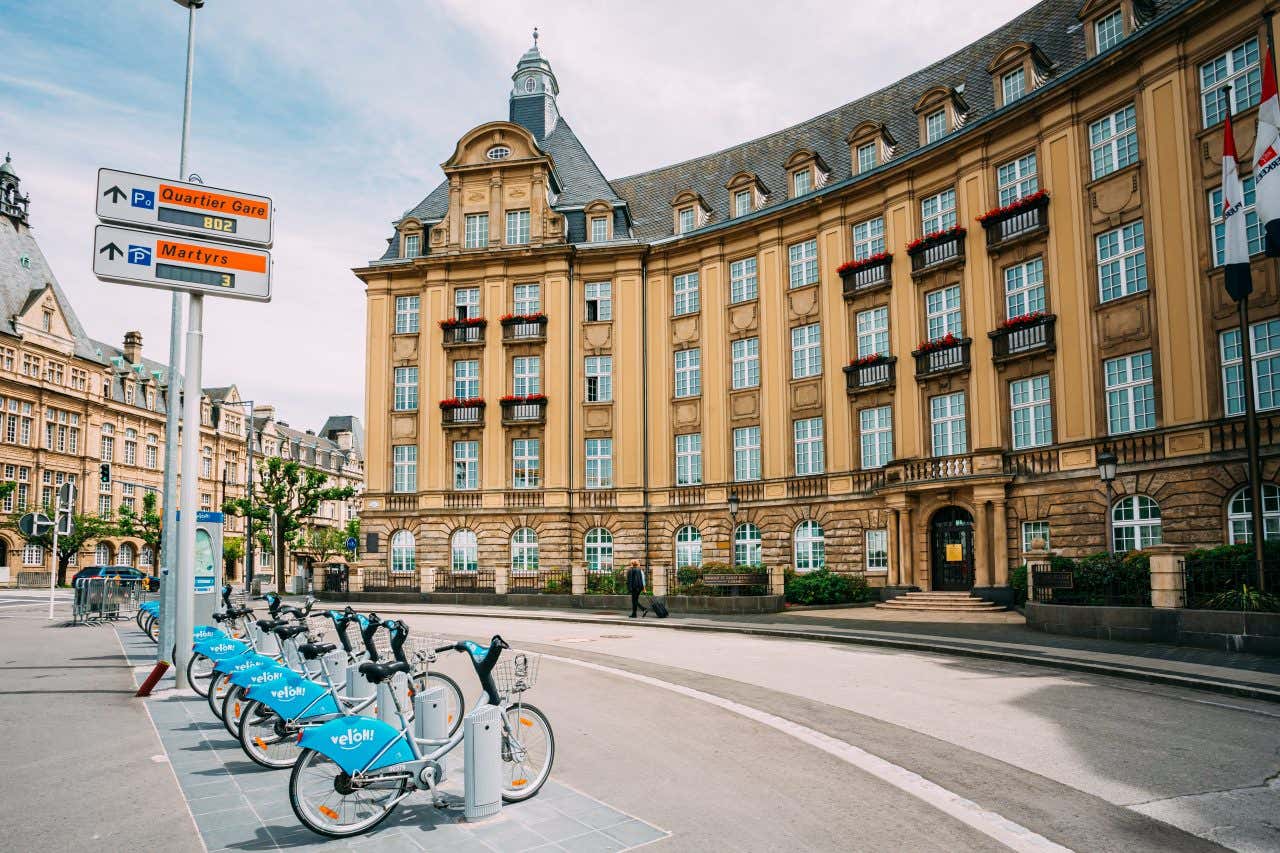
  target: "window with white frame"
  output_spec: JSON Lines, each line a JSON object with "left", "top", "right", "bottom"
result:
{"left": 1002, "top": 67, "right": 1027, "bottom": 104}
{"left": 512, "top": 438, "right": 540, "bottom": 488}
{"left": 1210, "top": 177, "right": 1264, "bottom": 265}
{"left": 511, "top": 527, "right": 539, "bottom": 572}
{"left": 585, "top": 281, "right": 612, "bottom": 321}
{"left": 731, "top": 338, "right": 760, "bottom": 389}
{"left": 139, "top": 546, "right": 153, "bottom": 568}
{"left": 674, "top": 349, "right": 701, "bottom": 398}
{"left": 1097, "top": 221, "right": 1147, "bottom": 302}
{"left": 1010, "top": 375, "right": 1053, "bottom": 449}
{"left": 585, "top": 527, "right": 614, "bottom": 572}
{"left": 856, "top": 142, "right": 877, "bottom": 175}
{"left": 1221, "top": 320, "right": 1280, "bottom": 415}
{"left": 1112, "top": 495, "right": 1162, "bottom": 552}
{"left": 512, "top": 356, "right": 541, "bottom": 396}
{"left": 395, "top": 296, "right": 420, "bottom": 334}
{"left": 791, "top": 324, "right": 823, "bottom": 379}
{"left": 1227, "top": 484, "right": 1280, "bottom": 543}
{"left": 865, "top": 529, "right": 889, "bottom": 572}
{"left": 792, "top": 168, "right": 812, "bottom": 197}
{"left": 585, "top": 438, "right": 613, "bottom": 488}
{"left": 921, "top": 188, "right": 957, "bottom": 234}
{"left": 930, "top": 392, "right": 967, "bottom": 456}
{"left": 925, "top": 109, "right": 948, "bottom": 143}
{"left": 730, "top": 257, "right": 758, "bottom": 303}
{"left": 464, "top": 213, "right": 488, "bottom": 249}
{"left": 23, "top": 542, "right": 43, "bottom": 566}
{"left": 118, "top": 543, "right": 136, "bottom": 567}
{"left": 1089, "top": 105, "right": 1138, "bottom": 179}
{"left": 390, "top": 530, "right": 416, "bottom": 573}
{"left": 513, "top": 283, "right": 541, "bottom": 315}
{"left": 99, "top": 494, "right": 112, "bottom": 518}
{"left": 403, "top": 234, "right": 420, "bottom": 258}
{"left": 455, "top": 287, "right": 480, "bottom": 320}
{"left": 451, "top": 529, "right": 478, "bottom": 572}
{"left": 452, "top": 359, "right": 480, "bottom": 399}
{"left": 794, "top": 520, "right": 826, "bottom": 571}
{"left": 590, "top": 216, "right": 609, "bottom": 243}
{"left": 393, "top": 366, "right": 418, "bottom": 411}
{"left": 734, "top": 190, "right": 753, "bottom": 217}
{"left": 856, "top": 307, "right": 889, "bottom": 358}
{"left": 734, "top": 426, "right": 761, "bottom": 481}
{"left": 675, "top": 433, "right": 702, "bottom": 486}
{"left": 95, "top": 542, "right": 111, "bottom": 564}
{"left": 585, "top": 356, "right": 613, "bottom": 402}
{"left": 925, "top": 285, "right": 962, "bottom": 341}
{"left": 1105, "top": 351, "right": 1156, "bottom": 434}
{"left": 996, "top": 152, "right": 1038, "bottom": 206}
{"left": 392, "top": 445, "right": 417, "bottom": 493}
{"left": 788, "top": 239, "right": 819, "bottom": 288}
{"left": 505, "top": 209, "right": 530, "bottom": 245}
{"left": 852, "top": 217, "right": 885, "bottom": 260}
{"left": 1004, "top": 257, "right": 1046, "bottom": 318}
{"left": 1201, "top": 37, "right": 1262, "bottom": 128}
{"left": 1095, "top": 9, "right": 1124, "bottom": 53}
{"left": 734, "top": 523, "right": 762, "bottom": 567}
{"left": 793, "top": 417, "right": 825, "bottom": 476}
{"left": 1021, "top": 520, "right": 1051, "bottom": 552}
{"left": 678, "top": 207, "right": 695, "bottom": 234}
{"left": 859, "top": 406, "right": 893, "bottom": 469}
{"left": 675, "top": 525, "right": 703, "bottom": 569}
{"left": 453, "top": 440, "right": 479, "bottom": 490}
{"left": 673, "top": 271, "right": 700, "bottom": 315}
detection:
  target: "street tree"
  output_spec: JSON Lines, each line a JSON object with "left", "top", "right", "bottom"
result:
{"left": 23, "top": 511, "right": 118, "bottom": 586}
{"left": 343, "top": 517, "right": 360, "bottom": 560}
{"left": 116, "top": 491, "right": 163, "bottom": 565}
{"left": 222, "top": 535, "right": 244, "bottom": 581}
{"left": 305, "top": 525, "right": 346, "bottom": 566}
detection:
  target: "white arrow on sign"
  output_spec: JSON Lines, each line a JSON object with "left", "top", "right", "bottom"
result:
{"left": 93, "top": 224, "right": 272, "bottom": 302}
{"left": 96, "top": 168, "right": 274, "bottom": 248}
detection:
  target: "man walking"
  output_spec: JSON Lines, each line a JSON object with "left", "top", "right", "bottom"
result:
{"left": 626, "top": 560, "right": 648, "bottom": 618}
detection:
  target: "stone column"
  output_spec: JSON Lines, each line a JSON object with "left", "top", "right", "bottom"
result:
{"left": 887, "top": 509, "right": 901, "bottom": 586}
{"left": 422, "top": 565, "right": 436, "bottom": 594}
{"left": 973, "top": 499, "right": 992, "bottom": 589}
{"left": 898, "top": 506, "right": 915, "bottom": 587}
{"left": 571, "top": 564, "right": 586, "bottom": 596}
{"left": 494, "top": 563, "right": 509, "bottom": 596}
{"left": 1145, "top": 544, "right": 1186, "bottom": 609}
{"left": 768, "top": 564, "right": 785, "bottom": 597}
{"left": 1023, "top": 546, "right": 1050, "bottom": 604}
{"left": 992, "top": 498, "right": 1009, "bottom": 587}
{"left": 653, "top": 563, "right": 669, "bottom": 597}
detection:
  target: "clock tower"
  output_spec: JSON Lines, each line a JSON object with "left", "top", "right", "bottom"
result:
{"left": 509, "top": 28, "right": 560, "bottom": 140}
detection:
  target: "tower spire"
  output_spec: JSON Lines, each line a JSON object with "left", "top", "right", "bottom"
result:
{"left": 509, "top": 29, "right": 560, "bottom": 139}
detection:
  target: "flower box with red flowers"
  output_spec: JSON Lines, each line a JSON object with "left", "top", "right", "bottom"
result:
{"left": 998, "top": 311, "right": 1047, "bottom": 331}
{"left": 499, "top": 394, "right": 547, "bottom": 404}
{"left": 836, "top": 253, "right": 892, "bottom": 276}
{"left": 906, "top": 226, "right": 967, "bottom": 255}
{"left": 914, "top": 333, "right": 959, "bottom": 354}
{"left": 977, "top": 190, "right": 1049, "bottom": 226}
{"left": 438, "top": 317, "right": 487, "bottom": 329}
{"left": 498, "top": 313, "right": 549, "bottom": 327}
{"left": 439, "top": 397, "right": 486, "bottom": 409}
{"left": 849, "top": 353, "right": 887, "bottom": 367}
{"left": 837, "top": 252, "right": 893, "bottom": 292}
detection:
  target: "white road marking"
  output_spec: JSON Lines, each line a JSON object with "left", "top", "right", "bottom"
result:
{"left": 545, "top": 652, "right": 1074, "bottom": 853}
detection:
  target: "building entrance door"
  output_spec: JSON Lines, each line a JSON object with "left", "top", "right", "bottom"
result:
{"left": 930, "top": 507, "right": 975, "bottom": 591}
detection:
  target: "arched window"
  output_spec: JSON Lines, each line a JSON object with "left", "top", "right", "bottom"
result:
{"left": 451, "top": 529, "right": 478, "bottom": 573}
{"left": 675, "top": 525, "right": 702, "bottom": 569}
{"left": 511, "top": 527, "right": 539, "bottom": 573}
{"left": 1112, "top": 496, "right": 1162, "bottom": 552}
{"left": 118, "top": 542, "right": 136, "bottom": 567}
{"left": 139, "top": 545, "right": 153, "bottom": 568}
{"left": 95, "top": 542, "right": 112, "bottom": 565}
{"left": 390, "top": 530, "right": 416, "bottom": 574}
{"left": 1227, "top": 484, "right": 1280, "bottom": 544}
{"left": 584, "top": 527, "right": 613, "bottom": 572}
{"left": 794, "top": 520, "right": 826, "bottom": 572}
{"left": 734, "top": 523, "right": 762, "bottom": 567}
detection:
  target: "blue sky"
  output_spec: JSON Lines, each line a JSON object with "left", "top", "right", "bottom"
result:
{"left": 0, "top": 0, "right": 1033, "bottom": 430}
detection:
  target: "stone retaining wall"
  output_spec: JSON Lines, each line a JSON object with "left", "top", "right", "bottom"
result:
{"left": 1026, "top": 602, "right": 1280, "bottom": 655}
{"left": 322, "top": 590, "right": 785, "bottom": 615}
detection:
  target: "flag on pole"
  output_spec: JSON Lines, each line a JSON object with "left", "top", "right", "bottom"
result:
{"left": 1251, "top": 47, "right": 1280, "bottom": 257}
{"left": 1223, "top": 113, "right": 1254, "bottom": 301}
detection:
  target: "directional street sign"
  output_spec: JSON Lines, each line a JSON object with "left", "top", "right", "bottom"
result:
{"left": 17, "top": 512, "right": 53, "bottom": 538}
{"left": 93, "top": 224, "right": 272, "bottom": 302}
{"left": 96, "top": 168, "right": 273, "bottom": 248}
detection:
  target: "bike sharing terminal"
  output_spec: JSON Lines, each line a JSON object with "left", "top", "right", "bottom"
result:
{"left": 177, "top": 510, "right": 224, "bottom": 624}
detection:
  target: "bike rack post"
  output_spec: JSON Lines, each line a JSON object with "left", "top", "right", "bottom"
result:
{"left": 413, "top": 685, "right": 449, "bottom": 742}
{"left": 463, "top": 704, "right": 502, "bottom": 821}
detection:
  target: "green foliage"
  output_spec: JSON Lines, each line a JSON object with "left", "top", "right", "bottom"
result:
{"left": 1037, "top": 551, "right": 1150, "bottom": 606}
{"left": 222, "top": 535, "right": 244, "bottom": 578}
{"left": 585, "top": 570, "right": 623, "bottom": 594}
{"left": 1184, "top": 542, "right": 1280, "bottom": 609}
{"left": 21, "top": 512, "right": 119, "bottom": 586}
{"left": 1203, "top": 584, "right": 1280, "bottom": 612}
{"left": 116, "top": 491, "right": 163, "bottom": 557}
{"left": 784, "top": 569, "right": 871, "bottom": 605}
{"left": 1010, "top": 564, "right": 1027, "bottom": 606}
{"left": 342, "top": 518, "right": 360, "bottom": 559}
{"left": 304, "top": 526, "right": 347, "bottom": 564}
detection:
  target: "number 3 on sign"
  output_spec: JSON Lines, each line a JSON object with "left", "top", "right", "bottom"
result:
{"left": 219, "top": 274, "right": 232, "bottom": 288}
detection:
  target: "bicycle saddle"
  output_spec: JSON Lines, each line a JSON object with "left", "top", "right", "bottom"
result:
{"left": 256, "top": 618, "right": 284, "bottom": 631}
{"left": 274, "top": 624, "right": 309, "bottom": 640}
{"left": 298, "top": 642, "right": 337, "bottom": 660}
{"left": 358, "top": 661, "right": 410, "bottom": 684}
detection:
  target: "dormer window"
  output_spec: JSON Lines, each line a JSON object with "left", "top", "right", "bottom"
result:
{"left": 734, "top": 190, "right": 752, "bottom": 218}
{"left": 916, "top": 86, "right": 969, "bottom": 144}
{"left": 784, "top": 151, "right": 830, "bottom": 199}
{"left": 855, "top": 143, "right": 877, "bottom": 175}
{"left": 925, "top": 110, "right": 947, "bottom": 143}
{"left": 726, "top": 172, "right": 768, "bottom": 218}
{"left": 1080, "top": 1, "right": 1155, "bottom": 58}
{"left": 1095, "top": 9, "right": 1124, "bottom": 52}
{"left": 590, "top": 216, "right": 608, "bottom": 242}
{"left": 1001, "top": 68, "right": 1026, "bottom": 104}
{"left": 486, "top": 145, "right": 511, "bottom": 161}
{"left": 678, "top": 207, "right": 695, "bottom": 234}
{"left": 41, "top": 311, "right": 51, "bottom": 332}
{"left": 584, "top": 199, "right": 614, "bottom": 242}
{"left": 989, "top": 41, "right": 1052, "bottom": 108}
{"left": 403, "top": 234, "right": 420, "bottom": 258}
{"left": 847, "top": 122, "right": 896, "bottom": 175}
{"left": 671, "top": 191, "right": 711, "bottom": 235}
{"left": 792, "top": 169, "right": 812, "bottom": 197}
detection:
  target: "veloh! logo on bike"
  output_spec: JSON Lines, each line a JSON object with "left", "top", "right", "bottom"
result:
{"left": 330, "top": 728, "right": 377, "bottom": 750}
{"left": 212, "top": 643, "right": 235, "bottom": 654}
{"left": 272, "top": 684, "right": 307, "bottom": 701}
{"left": 250, "top": 670, "right": 278, "bottom": 684}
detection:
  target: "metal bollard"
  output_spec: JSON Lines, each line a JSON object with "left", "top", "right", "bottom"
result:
{"left": 463, "top": 704, "right": 502, "bottom": 820}
{"left": 413, "top": 685, "right": 449, "bottom": 742}
{"left": 377, "top": 672, "right": 410, "bottom": 727}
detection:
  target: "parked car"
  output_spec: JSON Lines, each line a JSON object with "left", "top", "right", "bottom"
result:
{"left": 72, "top": 565, "right": 158, "bottom": 591}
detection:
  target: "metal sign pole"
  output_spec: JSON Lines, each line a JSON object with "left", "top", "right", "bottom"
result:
{"left": 175, "top": 293, "right": 204, "bottom": 689}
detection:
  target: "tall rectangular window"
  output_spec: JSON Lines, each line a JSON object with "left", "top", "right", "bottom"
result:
{"left": 859, "top": 406, "right": 893, "bottom": 469}
{"left": 1022, "top": 520, "right": 1051, "bottom": 552}
{"left": 925, "top": 109, "right": 948, "bottom": 143}
{"left": 852, "top": 217, "right": 885, "bottom": 260}
{"left": 392, "top": 445, "right": 417, "bottom": 493}
{"left": 1010, "top": 375, "right": 1053, "bottom": 449}
{"left": 513, "top": 283, "right": 541, "bottom": 314}
{"left": 925, "top": 285, "right": 963, "bottom": 340}
{"left": 730, "top": 257, "right": 758, "bottom": 303}
{"left": 512, "top": 356, "right": 541, "bottom": 396}
{"left": 395, "top": 295, "right": 420, "bottom": 334}
{"left": 585, "top": 356, "right": 613, "bottom": 402}
{"left": 452, "top": 360, "right": 479, "bottom": 399}
{"left": 865, "top": 529, "right": 889, "bottom": 572}
{"left": 678, "top": 207, "right": 695, "bottom": 234}
{"left": 1095, "top": 9, "right": 1124, "bottom": 52}
{"left": 1002, "top": 67, "right": 1026, "bottom": 104}
{"left": 734, "top": 190, "right": 752, "bottom": 217}
{"left": 464, "top": 213, "right": 488, "bottom": 249}
{"left": 788, "top": 239, "right": 819, "bottom": 288}
{"left": 1201, "top": 38, "right": 1261, "bottom": 127}
{"left": 403, "top": 234, "right": 420, "bottom": 258}
{"left": 1221, "top": 321, "right": 1280, "bottom": 415}
{"left": 921, "top": 188, "right": 957, "bottom": 234}
{"left": 393, "top": 366, "right": 418, "bottom": 411}
{"left": 856, "top": 142, "right": 877, "bottom": 174}
{"left": 1004, "top": 257, "right": 1046, "bottom": 318}
{"left": 930, "top": 392, "right": 967, "bottom": 456}
{"left": 1105, "top": 351, "right": 1156, "bottom": 434}
{"left": 585, "top": 439, "right": 613, "bottom": 488}
{"left": 1089, "top": 105, "right": 1138, "bottom": 179}
{"left": 674, "top": 349, "right": 701, "bottom": 398}
{"left": 790, "top": 324, "right": 823, "bottom": 378}
{"left": 455, "top": 287, "right": 480, "bottom": 320}
{"left": 512, "top": 438, "right": 540, "bottom": 488}
{"left": 793, "top": 417, "right": 825, "bottom": 476}
{"left": 731, "top": 338, "right": 760, "bottom": 389}
{"left": 793, "top": 169, "right": 812, "bottom": 196}
{"left": 996, "top": 152, "right": 1038, "bottom": 206}
{"left": 675, "top": 434, "right": 703, "bottom": 486}
{"left": 734, "top": 426, "right": 761, "bottom": 481}
{"left": 856, "top": 307, "right": 889, "bottom": 359}
{"left": 673, "top": 272, "right": 700, "bottom": 315}
{"left": 505, "top": 209, "right": 530, "bottom": 245}
{"left": 453, "top": 440, "right": 479, "bottom": 490}
{"left": 585, "top": 281, "right": 612, "bottom": 321}
{"left": 590, "top": 216, "right": 609, "bottom": 242}
{"left": 1097, "top": 221, "right": 1147, "bottom": 302}
{"left": 1210, "top": 177, "right": 1264, "bottom": 265}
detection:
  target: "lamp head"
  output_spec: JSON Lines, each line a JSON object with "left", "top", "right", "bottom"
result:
{"left": 1096, "top": 450, "right": 1118, "bottom": 484}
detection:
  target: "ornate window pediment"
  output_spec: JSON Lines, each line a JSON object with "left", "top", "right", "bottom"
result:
{"left": 914, "top": 85, "right": 970, "bottom": 144}
{"left": 988, "top": 41, "right": 1053, "bottom": 107}
{"left": 584, "top": 199, "right": 614, "bottom": 242}
{"left": 784, "top": 149, "right": 831, "bottom": 197}
{"left": 672, "top": 190, "right": 712, "bottom": 235}
{"left": 1078, "top": 0, "right": 1155, "bottom": 56}
{"left": 726, "top": 172, "right": 769, "bottom": 216}
{"left": 847, "top": 122, "right": 897, "bottom": 175}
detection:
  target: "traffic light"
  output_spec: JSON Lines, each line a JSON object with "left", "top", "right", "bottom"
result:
{"left": 99, "top": 462, "right": 111, "bottom": 485}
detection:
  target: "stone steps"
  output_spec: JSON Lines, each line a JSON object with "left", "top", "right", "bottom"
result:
{"left": 875, "top": 591, "right": 1005, "bottom": 612}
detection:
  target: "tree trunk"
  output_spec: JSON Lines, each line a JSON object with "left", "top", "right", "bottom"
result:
{"left": 275, "top": 537, "right": 286, "bottom": 592}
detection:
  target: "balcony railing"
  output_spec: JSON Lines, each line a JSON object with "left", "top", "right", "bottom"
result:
{"left": 982, "top": 194, "right": 1049, "bottom": 248}
{"left": 912, "top": 338, "right": 971, "bottom": 378}
{"left": 385, "top": 495, "right": 417, "bottom": 512}
{"left": 908, "top": 229, "right": 966, "bottom": 273}
{"left": 579, "top": 489, "right": 617, "bottom": 508}
{"left": 990, "top": 315, "right": 1056, "bottom": 362}
{"left": 501, "top": 315, "right": 548, "bottom": 343}
{"left": 902, "top": 454, "right": 973, "bottom": 482}
{"left": 671, "top": 486, "right": 705, "bottom": 506}
{"left": 445, "top": 491, "right": 482, "bottom": 509}
{"left": 839, "top": 255, "right": 892, "bottom": 297}
{"left": 441, "top": 402, "right": 484, "bottom": 426}
{"left": 441, "top": 322, "right": 486, "bottom": 347}
{"left": 786, "top": 475, "right": 828, "bottom": 498}
{"left": 504, "top": 489, "right": 544, "bottom": 507}
{"left": 500, "top": 397, "right": 547, "bottom": 425}
{"left": 843, "top": 357, "right": 895, "bottom": 395}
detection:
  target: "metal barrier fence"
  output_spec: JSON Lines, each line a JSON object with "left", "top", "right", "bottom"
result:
{"left": 16, "top": 571, "right": 51, "bottom": 589}
{"left": 363, "top": 568, "right": 419, "bottom": 592}
{"left": 508, "top": 569, "right": 571, "bottom": 594}
{"left": 1184, "top": 552, "right": 1280, "bottom": 610}
{"left": 72, "top": 577, "right": 150, "bottom": 625}
{"left": 435, "top": 568, "right": 496, "bottom": 593}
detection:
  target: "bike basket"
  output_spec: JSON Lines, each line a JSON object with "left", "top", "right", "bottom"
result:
{"left": 403, "top": 634, "right": 446, "bottom": 664}
{"left": 493, "top": 651, "right": 540, "bottom": 696}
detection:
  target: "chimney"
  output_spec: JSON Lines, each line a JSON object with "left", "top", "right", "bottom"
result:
{"left": 123, "top": 331, "right": 143, "bottom": 364}
{"left": 335, "top": 430, "right": 353, "bottom": 451}
{"left": 253, "top": 404, "right": 275, "bottom": 423}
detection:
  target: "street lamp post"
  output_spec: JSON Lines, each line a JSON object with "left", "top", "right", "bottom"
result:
{"left": 1097, "top": 450, "right": 1118, "bottom": 554}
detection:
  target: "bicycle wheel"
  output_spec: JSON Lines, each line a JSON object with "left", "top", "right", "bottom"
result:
{"left": 238, "top": 699, "right": 301, "bottom": 769}
{"left": 500, "top": 701, "right": 555, "bottom": 802}
{"left": 144, "top": 613, "right": 159, "bottom": 643}
{"left": 289, "top": 747, "right": 408, "bottom": 838}
{"left": 411, "top": 671, "right": 465, "bottom": 737}
{"left": 207, "top": 671, "right": 232, "bottom": 719}
{"left": 222, "top": 684, "right": 249, "bottom": 738}
{"left": 187, "top": 653, "right": 214, "bottom": 698}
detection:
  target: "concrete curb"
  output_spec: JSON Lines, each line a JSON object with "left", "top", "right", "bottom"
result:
{"left": 349, "top": 601, "right": 1280, "bottom": 705}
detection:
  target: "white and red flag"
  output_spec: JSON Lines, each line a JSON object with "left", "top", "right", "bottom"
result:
{"left": 1251, "top": 47, "right": 1280, "bottom": 259}
{"left": 1223, "top": 113, "right": 1254, "bottom": 301}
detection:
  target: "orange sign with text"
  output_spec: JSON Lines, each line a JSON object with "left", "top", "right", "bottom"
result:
{"left": 158, "top": 184, "right": 270, "bottom": 219}
{"left": 156, "top": 240, "right": 268, "bottom": 273}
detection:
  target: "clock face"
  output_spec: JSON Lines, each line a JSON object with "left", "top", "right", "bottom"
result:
{"left": 525, "top": 77, "right": 536, "bottom": 93}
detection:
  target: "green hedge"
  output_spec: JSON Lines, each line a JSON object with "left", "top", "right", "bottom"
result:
{"left": 783, "top": 569, "right": 872, "bottom": 605}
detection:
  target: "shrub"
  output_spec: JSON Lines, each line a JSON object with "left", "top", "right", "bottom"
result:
{"left": 1010, "top": 564, "right": 1027, "bottom": 606}
{"left": 1203, "top": 584, "right": 1280, "bottom": 612}
{"left": 784, "top": 569, "right": 871, "bottom": 605}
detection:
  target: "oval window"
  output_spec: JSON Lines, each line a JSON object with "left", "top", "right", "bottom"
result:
{"left": 486, "top": 146, "right": 511, "bottom": 161}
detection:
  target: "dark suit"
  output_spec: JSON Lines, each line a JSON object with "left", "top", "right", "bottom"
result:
{"left": 626, "top": 566, "right": 647, "bottom": 616}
